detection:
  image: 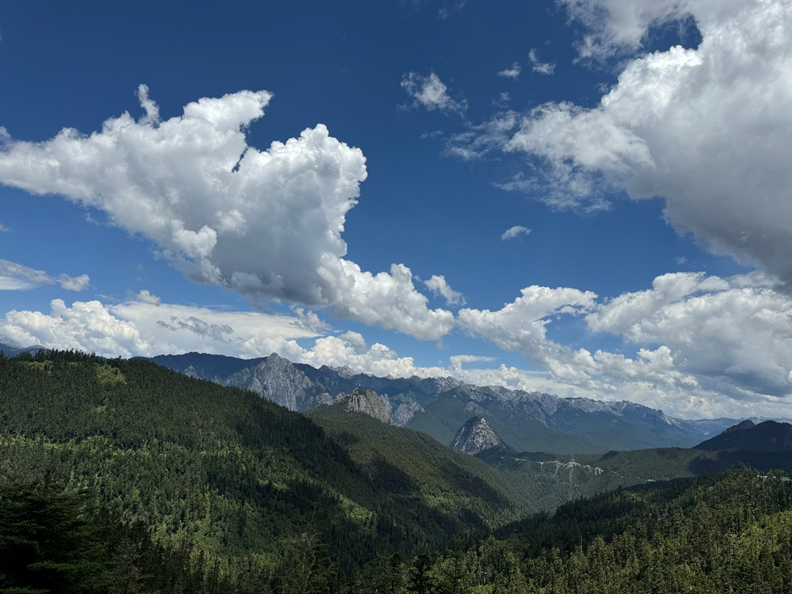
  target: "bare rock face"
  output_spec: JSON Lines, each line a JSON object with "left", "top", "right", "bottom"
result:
{"left": 451, "top": 417, "right": 508, "bottom": 455}
{"left": 225, "top": 353, "right": 319, "bottom": 411}
{"left": 334, "top": 388, "right": 392, "bottom": 424}
{"left": 392, "top": 401, "right": 425, "bottom": 427}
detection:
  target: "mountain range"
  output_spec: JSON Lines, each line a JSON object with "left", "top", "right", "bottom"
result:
{"left": 695, "top": 419, "right": 792, "bottom": 452}
{"left": 149, "top": 351, "right": 741, "bottom": 454}
{"left": 0, "top": 336, "right": 43, "bottom": 357}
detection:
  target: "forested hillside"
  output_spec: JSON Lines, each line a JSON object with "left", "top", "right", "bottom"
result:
{"left": 0, "top": 350, "right": 522, "bottom": 592}
{"left": 351, "top": 469, "right": 792, "bottom": 593}
{"left": 480, "top": 445, "right": 792, "bottom": 512}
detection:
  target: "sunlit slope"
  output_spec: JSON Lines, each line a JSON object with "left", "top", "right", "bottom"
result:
{"left": 0, "top": 351, "right": 521, "bottom": 574}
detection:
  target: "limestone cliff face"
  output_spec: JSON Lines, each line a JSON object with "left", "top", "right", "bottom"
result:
{"left": 224, "top": 353, "right": 321, "bottom": 412}
{"left": 392, "top": 401, "right": 425, "bottom": 427}
{"left": 334, "top": 388, "right": 392, "bottom": 424}
{"left": 450, "top": 417, "right": 507, "bottom": 455}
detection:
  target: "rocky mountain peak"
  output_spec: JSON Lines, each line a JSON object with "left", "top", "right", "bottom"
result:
{"left": 725, "top": 419, "right": 756, "bottom": 433}
{"left": 227, "top": 353, "right": 317, "bottom": 411}
{"left": 695, "top": 419, "right": 792, "bottom": 452}
{"left": 450, "top": 416, "right": 509, "bottom": 455}
{"left": 334, "top": 388, "right": 392, "bottom": 424}
{"left": 330, "top": 365, "right": 356, "bottom": 379}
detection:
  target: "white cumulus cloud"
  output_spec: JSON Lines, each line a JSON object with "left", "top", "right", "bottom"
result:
{"left": 0, "top": 293, "right": 319, "bottom": 359}
{"left": 453, "top": 271, "right": 792, "bottom": 417}
{"left": 0, "top": 86, "right": 452, "bottom": 341}
{"left": 458, "top": 285, "right": 598, "bottom": 379}
{"left": 0, "top": 294, "right": 452, "bottom": 379}
{"left": 588, "top": 272, "right": 792, "bottom": 399}
{"left": 504, "top": 0, "right": 792, "bottom": 284}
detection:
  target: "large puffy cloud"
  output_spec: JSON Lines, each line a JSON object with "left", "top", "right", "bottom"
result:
{"left": 588, "top": 272, "right": 792, "bottom": 399}
{"left": 300, "top": 331, "right": 450, "bottom": 378}
{"left": 0, "top": 259, "right": 89, "bottom": 292}
{"left": 500, "top": 0, "right": 792, "bottom": 283}
{"left": 455, "top": 273, "right": 792, "bottom": 417}
{"left": 0, "top": 293, "right": 450, "bottom": 378}
{"left": 0, "top": 293, "right": 318, "bottom": 359}
{"left": 0, "top": 86, "right": 451, "bottom": 340}
{"left": 5, "top": 276, "right": 792, "bottom": 417}
{"left": 458, "top": 286, "right": 599, "bottom": 385}
{"left": 329, "top": 261, "right": 454, "bottom": 340}
{"left": 558, "top": 0, "right": 745, "bottom": 59}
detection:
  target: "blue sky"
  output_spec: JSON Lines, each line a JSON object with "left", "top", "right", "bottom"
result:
{"left": 1, "top": 0, "right": 791, "bottom": 419}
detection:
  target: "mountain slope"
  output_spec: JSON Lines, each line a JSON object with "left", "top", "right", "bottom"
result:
{"left": 309, "top": 405, "right": 525, "bottom": 526}
{"left": 479, "top": 444, "right": 792, "bottom": 512}
{"left": 353, "top": 469, "right": 792, "bottom": 593}
{"left": 695, "top": 419, "right": 792, "bottom": 452}
{"left": 0, "top": 350, "right": 522, "bottom": 578}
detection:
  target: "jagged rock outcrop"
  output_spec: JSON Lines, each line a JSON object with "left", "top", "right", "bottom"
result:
{"left": 392, "top": 401, "right": 425, "bottom": 426}
{"left": 333, "top": 388, "right": 392, "bottom": 424}
{"left": 224, "top": 353, "right": 322, "bottom": 411}
{"left": 451, "top": 417, "right": 509, "bottom": 455}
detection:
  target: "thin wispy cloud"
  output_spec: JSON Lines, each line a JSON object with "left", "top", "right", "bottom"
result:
{"left": 501, "top": 225, "right": 531, "bottom": 240}
{"left": 437, "top": 0, "right": 467, "bottom": 20}
{"left": 401, "top": 72, "right": 467, "bottom": 114}
{"left": 0, "top": 259, "right": 89, "bottom": 292}
{"left": 528, "top": 48, "right": 555, "bottom": 75}
{"left": 497, "top": 62, "right": 521, "bottom": 79}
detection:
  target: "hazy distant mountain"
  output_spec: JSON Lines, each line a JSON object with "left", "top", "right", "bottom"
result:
{"left": 150, "top": 351, "right": 743, "bottom": 454}
{"left": 695, "top": 420, "right": 792, "bottom": 452}
{"left": 0, "top": 337, "right": 44, "bottom": 357}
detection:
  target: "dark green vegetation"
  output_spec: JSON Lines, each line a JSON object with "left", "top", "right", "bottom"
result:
{"left": 4, "top": 349, "right": 792, "bottom": 593}
{"left": 696, "top": 419, "right": 792, "bottom": 452}
{"left": 480, "top": 445, "right": 792, "bottom": 512}
{"left": 0, "top": 350, "right": 523, "bottom": 593}
{"left": 351, "top": 469, "right": 792, "bottom": 593}
{"left": 309, "top": 405, "right": 522, "bottom": 526}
